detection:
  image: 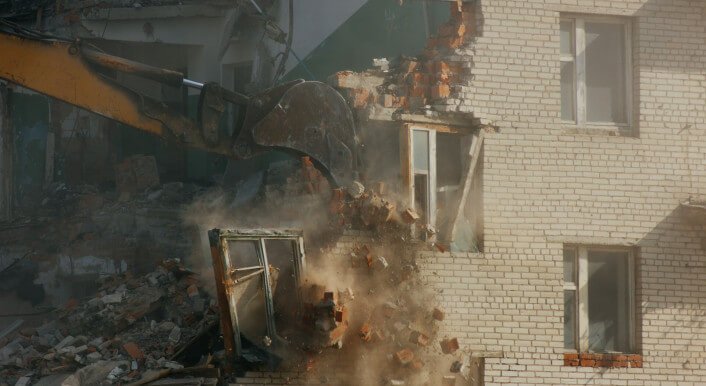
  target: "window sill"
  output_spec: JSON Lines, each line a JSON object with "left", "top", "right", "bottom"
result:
{"left": 563, "top": 353, "right": 642, "bottom": 368}
{"left": 560, "top": 124, "right": 637, "bottom": 138}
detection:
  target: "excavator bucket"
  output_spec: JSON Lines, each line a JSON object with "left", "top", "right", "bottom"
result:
{"left": 234, "top": 81, "right": 361, "bottom": 189}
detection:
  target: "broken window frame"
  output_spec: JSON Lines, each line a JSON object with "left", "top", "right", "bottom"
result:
{"left": 409, "top": 126, "right": 437, "bottom": 228}
{"left": 208, "top": 228, "right": 306, "bottom": 358}
{"left": 560, "top": 15, "right": 633, "bottom": 129}
{"left": 563, "top": 245, "right": 636, "bottom": 354}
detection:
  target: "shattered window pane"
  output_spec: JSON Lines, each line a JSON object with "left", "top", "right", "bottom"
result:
{"left": 227, "top": 240, "right": 261, "bottom": 269}
{"left": 265, "top": 239, "right": 301, "bottom": 339}
{"left": 232, "top": 270, "right": 269, "bottom": 348}
{"left": 414, "top": 173, "right": 429, "bottom": 225}
{"left": 588, "top": 250, "right": 631, "bottom": 352}
{"left": 585, "top": 22, "right": 626, "bottom": 123}
{"left": 412, "top": 130, "right": 429, "bottom": 171}
{"left": 564, "top": 290, "right": 576, "bottom": 349}
{"left": 560, "top": 61, "right": 575, "bottom": 121}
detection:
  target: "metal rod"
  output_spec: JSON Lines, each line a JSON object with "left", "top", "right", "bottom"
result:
{"left": 248, "top": 0, "right": 264, "bottom": 15}
{"left": 82, "top": 47, "right": 184, "bottom": 87}
{"left": 182, "top": 78, "right": 204, "bottom": 89}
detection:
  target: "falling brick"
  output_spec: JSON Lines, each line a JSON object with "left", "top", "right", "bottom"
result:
{"left": 432, "top": 307, "right": 445, "bottom": 321}
{"left": 432, "top": 84, "right": 451, "bottom": 99}
{"left": 360, "top": 324, "right": 373, "bottom": 342}
{"left": 395, "top": 348, "right": 414, "bottom": 365}
{"left": 440, "top": 338, "right": 459, "bottom": 354}
{"left": 402, "top": 208, "right": 421, "bottom": 224}
{"left": 409, "top": 330, "right": 430, "bottom": 346}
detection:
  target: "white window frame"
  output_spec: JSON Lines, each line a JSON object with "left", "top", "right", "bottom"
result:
{"left": 564, "top": 245, "right": 636, "bottom": 353}
{"left": 409, "top": 126, "right": 437, "bottom": 228}
{"left": 560, "top": 15, "right": 633, "bottom": 129}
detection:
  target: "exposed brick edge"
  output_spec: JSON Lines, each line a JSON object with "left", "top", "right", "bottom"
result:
{"left": 563, "top": 353, "right": 642, "bottom": 368}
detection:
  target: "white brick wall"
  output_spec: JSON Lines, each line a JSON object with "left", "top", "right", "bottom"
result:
{"left": 424, "top": 0, "right": 706, "bottom": 384}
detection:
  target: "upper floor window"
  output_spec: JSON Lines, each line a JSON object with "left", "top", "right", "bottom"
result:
{"left": 561, "top": 16, "right": 632, "bottom": 127}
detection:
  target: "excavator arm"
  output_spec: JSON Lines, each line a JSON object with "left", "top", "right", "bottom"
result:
{"left": 0, "top": 29, "right": 360, "bottom": 188}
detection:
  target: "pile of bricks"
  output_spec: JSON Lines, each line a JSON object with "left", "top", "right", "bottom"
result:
{"left": 563, "top": 353, "right": 643, "bottom": 368}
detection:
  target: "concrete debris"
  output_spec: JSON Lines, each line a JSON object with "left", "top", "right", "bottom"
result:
{"left": 0, "top": 259, "right": 218, "bottom": 385}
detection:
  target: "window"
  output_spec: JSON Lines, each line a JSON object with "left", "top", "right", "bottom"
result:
{"left": 560, "top": 16, "right": 632, "bottom": 127}
{"left": 564, "top": 246, "right": 635, "bottom": 353}
{"left": 208, "top": 229, "right": 306, "bottom": 359}
{"left": 405, "top": 126, "right": 472, "bottom": 241}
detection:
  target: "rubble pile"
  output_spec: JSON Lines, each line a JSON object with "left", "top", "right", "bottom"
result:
{"left": 0, "top": 259, "right": 220, "bottom": 385}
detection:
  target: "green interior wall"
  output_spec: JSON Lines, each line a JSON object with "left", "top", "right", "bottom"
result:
{"left": 284, "top": 0, "right": 450, "bottom": 82}
{"left": 12, "top": 93, "right": 50, "bottom": 206}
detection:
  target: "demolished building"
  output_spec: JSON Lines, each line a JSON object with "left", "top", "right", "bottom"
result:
{"left": 2, "top": 0, "right": 706, "bottom": 385}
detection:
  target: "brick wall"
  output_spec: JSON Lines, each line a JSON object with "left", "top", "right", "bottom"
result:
{"left": 424, "top": 0, "right": 706, "bottom": 384}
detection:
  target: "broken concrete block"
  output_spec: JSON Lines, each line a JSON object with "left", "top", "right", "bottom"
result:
{"left": 375, "top": 256, "right": 389, "bottom": 269}
{"left": 168, "top": 326, "right": 181, "bottom": 344}
{"left": 101, "top": 293, "right": 123, "bottom": 304}
{"left": 395, "top": 348, "right": 414, "bottom": 365}
{"left": 432, "top": 307, "right": 446, "bottom": 321}
{"left": 13, "top": 376, "right": 31, "bottom": 386}
{"left": 54, "top": 335, "right": 76, "bottom": 351}
{"left": 86, "top": 351, "right": 102, "bottom": 363}
{"left": 440, "top": 338, "right": 459, "bottom": 354}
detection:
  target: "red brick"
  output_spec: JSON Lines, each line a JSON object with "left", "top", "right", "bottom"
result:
{"left": 360, "top": 324, "right": 373, "bottom": 342}
{"left": 123, "top": 342, "right": 144, "bottom": 359}
{"left": 412, "top": 359, "right": 424, "bottom": 369}
{"left": 349, "top": 89, "right": 371, "bottom": 107}
{"left": 579, "top": 359, "right": 595, "bottom": 367}
{"left": 443, "top": 35, "right": 465, "bottom": 49}
{"left": 432, "top": 307, "right": 445, "bottom": 321}
{"left": 564, "top": 359, "right": 579, "bottom": 366}
{"left": 408, "top": 85, "right": 429, "bottom": 98}
{"left": 431, "top": 84, "right": 451, "bottom": 99}
{"left": 409, "top": 330, "right": 430, "bottom": 346}
{"left": 383, "top": 95, "right": 409, "bottom": 108}
{"left": 440, "top": 338, "right": 459, "bottom": 354}
{"left": 579, "top": 353, "right": 594, "bottom": 360}
{"left": 613, "top": 360, "right": 628, "bottom": 368}
{"left": 395, "top": 348, "right": 414, "bottom": 365}
{"left": 630, "top": 360, "right": 643, "bottom": 368}
{"left": 335, "top": 306, "right": 348, "bottom": 323}
{"left": 627, "top": 354, "right": 642, "bottom": 361}
{"left": 401, "top": 59, "right": 420, "bottom": 73}
{"left": 564, "top": 353, "right": 579, "bottom": 360}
